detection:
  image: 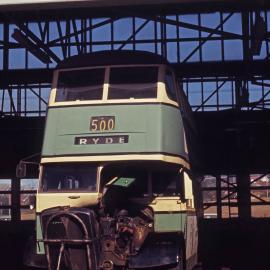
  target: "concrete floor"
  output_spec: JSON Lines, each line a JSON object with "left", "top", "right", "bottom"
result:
{"left": 1, "top": 219, "right": 270, "bottom": 270}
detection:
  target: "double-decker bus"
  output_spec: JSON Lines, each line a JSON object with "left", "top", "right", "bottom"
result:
{"left": 25, "top": 50, "right": 201, "bottom": 270}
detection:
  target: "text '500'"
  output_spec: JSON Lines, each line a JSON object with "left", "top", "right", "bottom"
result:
{"left": 90, "top": 116, "right": 115, "bottom": 132}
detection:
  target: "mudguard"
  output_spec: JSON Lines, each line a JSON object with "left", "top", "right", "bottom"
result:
{"left": 129, "top": 234, "right": 183, "bottom": 269}
{"left": 23, "top": 236, "right": 48, "bottom": 269}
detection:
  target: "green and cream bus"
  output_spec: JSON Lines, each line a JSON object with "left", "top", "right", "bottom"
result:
{"left": 25, "top": 51, "right": 201, "bottom": 270}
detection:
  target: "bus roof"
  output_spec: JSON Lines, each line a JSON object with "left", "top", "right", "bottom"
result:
{"left": 56, "top": 50, "right": 169, "bottom": 69}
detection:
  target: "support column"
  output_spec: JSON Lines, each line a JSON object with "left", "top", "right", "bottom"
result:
{"left": 237, "top": 173, "right": 251, "bottom": 219}
{"left": 11, "top": 177, "right": 20, "bottom": 222}
{"left": 3, "top": 22, "right": 9, "bottom": 71}
{"left": 216, "top": 176, "right": 222, "bottom": 219}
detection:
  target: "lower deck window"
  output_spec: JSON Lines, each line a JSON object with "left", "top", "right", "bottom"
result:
{"left": 42, "top": 164, "right": 97, "bottom": 192}
{"left": 152, "top": 172, "right": 181, "bottom": 196}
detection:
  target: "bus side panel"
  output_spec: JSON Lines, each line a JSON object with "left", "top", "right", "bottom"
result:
{"left": 42, "top": 104, "right": 188, "bottom": 162}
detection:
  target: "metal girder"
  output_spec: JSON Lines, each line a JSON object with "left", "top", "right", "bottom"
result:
{"left": 48, "top": 17, "right": 120, "bottom": 46}
{"left": 0, "top": 69, "right": 53, "bottom": 87}
{"left": 0, "top": 61, "right": 269, "bottom": 88}
{"left": 0, "top": 0, "right": 269, "bottom": 22}
{"left": 148, "top": 14, "right": 242, "bottom": 39}
{"left": 12, "top": 29, "right": 52, "bottom": 64}
{"left": 0, "top": 0, "right": 264, "bottom": 10}
{"left": 195, "top": 81, "right": 227, "bottom": 111}
{"left": 181, "top": 13, "right": 234, "bottom": 63}
{"left": 16, "top": 22, "right": 61, "bottom": 63}
{"left": 117, "top": 19, "right": 150, "bottom": 50}
{"left": 174, "top": 60, "right": 270, "bottom": 77}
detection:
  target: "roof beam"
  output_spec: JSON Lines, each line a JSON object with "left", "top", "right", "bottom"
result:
{"left": 0, "top": 1, "right": 269, "bottom": 22}
{"left": 0, "top": 60, "right": 269, "bottom": 88}
{"left": 0, "top": 0, "right": 268, "bottom": 12}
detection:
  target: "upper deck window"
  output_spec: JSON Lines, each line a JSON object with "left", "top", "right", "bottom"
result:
{"left": 42, "top": 163, "right": 97, "bottom": 192}
{"left": 108, "top": 66, "right": 158, "bottom": 99}
{"left": 55, "top": 68, "right": 105, "bottom": 102}
{"left": 165, "top": 70, "right": 177, "bottom": 102}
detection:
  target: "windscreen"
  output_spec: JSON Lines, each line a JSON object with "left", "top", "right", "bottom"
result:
{"left": 102, "top": 166, "right": 148, "bottom": 197}
{"left": 42, "top": 163, "right": 98, "bottom": 192}
{"left": 101, "top": 165, "right": 181, "bottom": 197}
{"left": 108, "top": 66, "right": 158, "bottom": 99}
{"left": 55, "top": 68, "right": 105, "bottom": 102}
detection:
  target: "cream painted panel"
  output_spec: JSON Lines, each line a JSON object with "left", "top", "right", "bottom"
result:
{"left": 149, "top": 197, "right": 187, "bottom": 212}
{"left": 36, "top": 192, "right": 101, "bottom": 212}
{"left": 41, "top": 154, "right": 190, "bottom": 169}
{"left": 184, "top": 172, "right": 194, "bottom": 208}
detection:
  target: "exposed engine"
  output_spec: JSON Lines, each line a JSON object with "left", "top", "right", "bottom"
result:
{"left": 99, "top": 207, "right": 153, "bottom": 269}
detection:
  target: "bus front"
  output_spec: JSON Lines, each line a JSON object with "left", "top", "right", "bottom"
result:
{"left": 31, "top": 51, "right": 197, "bottom": 270}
